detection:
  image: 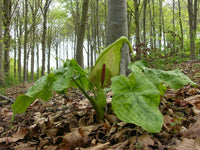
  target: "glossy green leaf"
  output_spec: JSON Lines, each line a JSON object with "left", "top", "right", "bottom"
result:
{"left": 89, "top": 36, "right": 133, "bottom": 88}
{"left": 111, "top": 65, "right": 163, "bottom": 133}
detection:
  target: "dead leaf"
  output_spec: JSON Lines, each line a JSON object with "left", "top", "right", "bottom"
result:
{"left": 62, "top": 128, "right": 84, "bottom": 148}
{"left": 80, "top": 142, "right": 110, "bottom": 150}
{"left": 183, "top": 120, "right": 200, "bottom": 138}
{"left": 0, "top": 127, "right": 28, "bottom": 143}
{"left": 175, "top": 138, "right": 200, "bottom": 150}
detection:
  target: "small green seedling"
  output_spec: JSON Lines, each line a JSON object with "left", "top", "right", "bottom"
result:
{"left": 12, "top": 36, "right": 195, "bottom": 133}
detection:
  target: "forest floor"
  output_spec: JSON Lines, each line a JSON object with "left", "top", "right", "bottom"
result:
{"left": 0, "top": 61, "right": 200, "bottom": 150}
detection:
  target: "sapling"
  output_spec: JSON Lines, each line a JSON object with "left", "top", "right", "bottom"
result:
{"left": 12, "top": 36, "right": 195, "bottom": 133}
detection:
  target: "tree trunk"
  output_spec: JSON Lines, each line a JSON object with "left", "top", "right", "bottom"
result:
{"left": 18, "top": 16, "right": 22, "bottom": 82}
{"left": 3, "top": 0, "right": 11, "bottom": 78}
{"left": 106, "top": 0, "right": 130, "bottom": 75}
{"left": 23, "top": 0, "right": 28, "bottom": 83}
{"left": 47, "top": 26, "right": 52, "bottom": 74}
{"left": 0, "top": 0, "right": 5, "bottom": 86}
{"left": 152, "top": 0, "right": 156, "bottom": 52}
{"left": 143, "top": 0, "right": 147, "bottom": 58}
{"left": 148, "top": 0, "right": 153, "bottom": 50}
{"left": 134, "top": 0, "right": 141, "bottom": 60}
{"left": 76, "top": 0, "right": 89, "bottom": 67}
{"left": 14, "top": 20, "right": 17, "bottom": 79}
{"left": 36, "top": 41, "right": 39, "bottom": 79}
{"left": 187, "top": 0, "right": 196, "bottom": 60}
{"left": 159, "top": 0, "right": 162, "bottom": 51}
{"left": 41, "top": 0, "right": 52, "bottom": 76}
{"left": 172, "top": 0, "right": 176, "bottom": 54}
{"left": 178, "top": 0, "right": 184, "bottom": 51}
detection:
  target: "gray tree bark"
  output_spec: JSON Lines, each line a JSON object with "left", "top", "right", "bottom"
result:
{"left": 178, "top": 0, "right": 184, "bottom": 51}
{"left": 23, "top": 0, "right": 28, "bottom": 83}
{"left": 76, "top": 0, "right": 89, "bottom": 67}
{"left": 106, "top": 0, "right": 130, "bottom": 75}
{"left": 187, "top": 0, "right": 197, "bottom": 60}
{"left": 134, "top": 0, "right": 141, "bottom": 60}
{"left": 3, "top": 0, "right": 11, "bottom": 78}
{"left": 41, "top": 0, "right": 52, "bottom": 76}
{"left": 0, "top": 0, "right": 5, "bottom": 86}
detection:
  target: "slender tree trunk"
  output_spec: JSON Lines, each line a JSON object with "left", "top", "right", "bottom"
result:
{"left": 134, "top": 0, "right": 141, "bottom": 60}
{"left": 152, "top": 0, "right": 156, "bottom": 51}
{"left": 41, "top": 0, "right": 52, "bottom": 76}
{"left": 159, "top": 0, "right": 162, "bottom": 51}
{"left": 87, "top": 23, "right": 90, "bottom": 68}
{"left": 3, "top": 0, "right": 11, "bottom": 78}
{"left": 106, "top": 0, "right": 130, "bottom": 75}
{"left": 47, "top": 27, "right": 52, "bottom": 74}
{"left": 143, "top": 0, "right": 147, "bottom": 58}
{"left": 18, "top": 16, "right": 22, "bottom": 82}
{"left": 0, "top": 0, "right": 5, "bottom": 86}
{"left": 36, "top": 41, "right": 39, "bottom": 79}
{"left": 178, "top": 0, "right": 184, "bottom": 51}
{"left": 14, "top": 22, "right": 17, "bottom": 79}
{"left": 172, "top": 0, "right": 176, "bottom": 54}
{"left": 23, "top": 0, "right": 28, "bottom": 83}
{"left": 76, "top": 0, "right": 89, "bottom": 67}
{"left": 55, "top": 41, "right": 58, "bottom": 69}
{"left": 30, "top": 0, "right": 39, "bottom": 82}
{"left": 187, "top": 0, "right": 196, "bottom": 60}
{"left": 148, "top": 0, "right": 153, "bottom": 50}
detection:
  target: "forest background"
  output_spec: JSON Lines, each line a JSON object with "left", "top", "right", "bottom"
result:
{"left": 0, "top": 0, "right": 199, "bottom": 88}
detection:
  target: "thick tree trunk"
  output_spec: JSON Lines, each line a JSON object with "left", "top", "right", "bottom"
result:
{"left": 76, "top": 0, "right": 89, "bottom": 68}
{"left": 106, "top": 0, "right": 130, "bottom": 75}
{"left": 0, "top": 0, "right": 5, "bottom": 86}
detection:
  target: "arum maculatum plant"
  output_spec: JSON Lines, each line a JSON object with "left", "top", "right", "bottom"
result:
{"left": 12, "top": 36, "right": 195, "bottom": 133}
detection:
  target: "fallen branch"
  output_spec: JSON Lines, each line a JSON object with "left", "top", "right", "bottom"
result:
{"left": 0, "top": 94, "right": 15, "bottom": 103}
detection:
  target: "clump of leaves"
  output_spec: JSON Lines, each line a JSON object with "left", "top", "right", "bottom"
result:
{"left": 12, "top": 36, "right": 195, "bottom": 133}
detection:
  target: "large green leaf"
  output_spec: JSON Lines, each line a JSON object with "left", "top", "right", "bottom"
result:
{"left": 11, "top": 95, "right": 35, "bottom": 114}
{"left": 26, "top": 73, "right": 56, "bottom": 100}
{"left": 89, "top": 36, "right": 133, "bottom": 88}
{"left": 111, "top": 65, "right": 163, "bottom": 133}
{"left": 132, "top": 60, "right": 196, "bottom": 91}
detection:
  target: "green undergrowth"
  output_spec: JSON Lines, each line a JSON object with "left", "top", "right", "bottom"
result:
{"left": 11, "top": 36, "right": 195, "bottom": 133}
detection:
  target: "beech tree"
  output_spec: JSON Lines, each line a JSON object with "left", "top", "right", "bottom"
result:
{"left": 41, "top": 0, "right": 52, "bottom": 76}
{"left": 106, "top": 0, "right": 130, "bottom": 75}
{"left": 76, "top": 0, "right": 89, "bottom": 67}
{"left": 3, "top": 0, "right": 12, "bottom": 77}
{"left": 187, "top": 0, "right": 197, "bottom": 60}
{"left": 0, "top": 0, "right": 4, "bottom": 86}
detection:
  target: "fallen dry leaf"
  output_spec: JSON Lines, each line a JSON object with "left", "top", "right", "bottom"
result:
{"left": 80, "top": 142, "right": 110, "bottom": 150}
{"left": 175, "top": 138, "right": 200, "bottom": 150}
{"left": 183, "top": 120, "right": 200, "bottom": 138}
{"left": 0, "top": 127, "right": 28, "bottom": 143}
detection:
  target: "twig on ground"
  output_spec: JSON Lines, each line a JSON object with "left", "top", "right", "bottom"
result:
{"left": 0, "top": 94, "right": 15, "bottom": 103}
